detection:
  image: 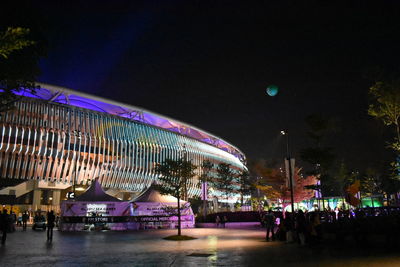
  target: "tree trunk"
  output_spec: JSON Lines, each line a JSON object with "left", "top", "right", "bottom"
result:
{"left": 203, "top": 199, "right": 207, "bottom": 219}
{"left": 183, "top": 183, "right": 187, "bottom": 201}
{"left": 177, "top": 193, "right": 181, "bottom": 236}
{"left": 202, "top": 182, "right": 207, "bottom": 218}
{"left": 226, "top": 194, "right": 229, "bottom": 211}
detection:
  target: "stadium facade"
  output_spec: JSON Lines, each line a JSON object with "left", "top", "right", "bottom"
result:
{"left": 0, "top": 84, "right": 247, "bottom": 211}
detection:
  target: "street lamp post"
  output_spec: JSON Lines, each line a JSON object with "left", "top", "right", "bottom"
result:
{"left": 281, "top": 130, "right": 295, "bottom": 215}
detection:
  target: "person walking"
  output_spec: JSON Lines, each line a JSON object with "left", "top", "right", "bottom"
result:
{"left": 284, "top": 213, "right": 294, "bottom": 243}
{"left": 47, "top": 211, "right": 56, "bottom": 241}
{"left": 215, "top": 215, "right": 221, "bottom": 228}
{"left": 17, "top": 213, "right": 22, "bottom": 227}
{"left": 0, "top": 209, "right": 9, "bottom": 245}
{"left": 264, "top": 209, "right": 276, "bottom": 241}
{"left": 309, "top": 212, "right": 321, "bottom": 245}
{"left": 22, "top": 211, "right": 28, "bottom": 231}
{"left": 222, "top": 215, "right": 228, "bottom": 228}
{"left": 296, "top": 210, "right": 307, "bottom": 246}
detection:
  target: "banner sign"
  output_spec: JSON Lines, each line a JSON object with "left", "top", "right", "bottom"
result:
{"left": 131, "top": 202, "right": 192, "bottom": 216}
{"left": 135, "top": 215, "right": 194, "bottom": 223}
{"left": 61, "top": 216, "right": 136, "bottom": 224}
{"left": 131, "top": 201, "right": 195, "bottom": 229}
{"left": 60, "top": 200, "right": 195, "bottom": 230}
{"left": 284, "top": 158, "right": 296, "bottom": 187}
{"left": 61, "top": 201, "right": 133, "bottom": 217}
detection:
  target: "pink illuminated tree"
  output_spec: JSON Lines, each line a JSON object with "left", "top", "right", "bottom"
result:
{"left": 255, "top": 164, "right": 316, "bottom": 208}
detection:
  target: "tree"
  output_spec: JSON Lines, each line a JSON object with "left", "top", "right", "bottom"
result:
{"left": 255, "top": 164, "right": 316, "bottom": 210}
{"left": 0, "top": 27, "right": 45, "bottom": 113}
{"left": 155, "top": 158, "right": 197, "bottom": 236}
{"left": 300, "top": 114, "right": 336, "bottom": 208}
{"left": 255, "top": 167, "right": 286, "bottom": 203}
{"left": 330, "top": 162, "right": 351, "bottom": 196}
{"left": 237, "top": 169, "right": 253, "bottom": 206}
{"left": 0, "top": 27, "right": 35, "bottom": 59}
{"left": 368, "top": 81, "right": 400, "bottom": 179}
{"left": 276, "top": 168, "right": 316, "bottom": 208}
{"left": 372, "top": 165, "right": 400, "bottom": 206}
{"left": 289, "top": 170, "right": 317, "bottom": 204}
{"left": 199, "top": 159, "right": 213, "bottom": 217}
{"left": 211, "top": 163, "right": 236, "bottom": 206}
{"left": 251, "top": 159, "right": 287, "bottom": 210}
{"left": 361, "top": 168, "right": 379, "bottom": 198}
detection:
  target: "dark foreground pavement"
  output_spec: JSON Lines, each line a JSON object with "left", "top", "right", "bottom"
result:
{"left": 0, "top": 227, "right": 399, "bottom": 266}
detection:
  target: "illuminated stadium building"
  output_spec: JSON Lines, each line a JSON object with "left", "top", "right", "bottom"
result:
{"left": 0, "top": 84, "right": 247, "bottom": 211}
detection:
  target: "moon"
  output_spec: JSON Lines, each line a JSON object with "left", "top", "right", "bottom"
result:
{"left": 266, "top": 85, "right": 279, "bottom": 96}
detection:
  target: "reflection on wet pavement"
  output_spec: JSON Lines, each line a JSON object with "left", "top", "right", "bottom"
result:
{"left": 0, "top": 228, "right": 399, "bottom": 266}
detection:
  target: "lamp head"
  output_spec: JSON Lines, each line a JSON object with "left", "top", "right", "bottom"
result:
{"left": 280, "top": 130, "right": 287, "bottom": 135}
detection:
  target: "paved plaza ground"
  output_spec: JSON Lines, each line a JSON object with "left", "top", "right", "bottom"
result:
{"left": 0, "top": 227, "right": 399, "bottom": 266}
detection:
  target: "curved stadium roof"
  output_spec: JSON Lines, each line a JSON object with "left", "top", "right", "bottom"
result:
{"left": 13, "top": 83, "right": 246, "bottom": 161}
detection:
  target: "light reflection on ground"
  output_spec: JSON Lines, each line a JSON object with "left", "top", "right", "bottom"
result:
{"left": 0, "top": 227, "right": 399, "bottom": 266}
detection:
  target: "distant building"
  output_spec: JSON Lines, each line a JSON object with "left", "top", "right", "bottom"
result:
{"left": 0, "top": 84, "right": 246, "bottom": 211}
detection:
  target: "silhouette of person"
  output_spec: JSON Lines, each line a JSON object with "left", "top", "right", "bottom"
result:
{"left": 264, "top": 210, "right": 276, "bottom": 241}
{"left": 47, "top": 211, "right": 56, "bottom": 241}
{"left": 22, "top": 211, "right": 29, "bottom": 231}
{"left": 215, "top": 215, "right": 221, "bottom": 228}
{"left": 222, "top": 215, "right": 228, "bottom": 228}
{"left": 0, "top": 209, "right": 9, "bottom": 245}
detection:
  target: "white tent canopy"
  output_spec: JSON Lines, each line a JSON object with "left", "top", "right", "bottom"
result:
{"left": 131, "top": 185, "right": 195, "bottom": 229}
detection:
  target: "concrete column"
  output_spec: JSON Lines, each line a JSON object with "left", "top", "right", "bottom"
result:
{"left": 51, "top": 190, "right": 61, "bottom": 213}
{"left": 52, "top": 190, "right": 61, "bottom": 206}
{"left": 33, "top": 189, "right": 42, "bottom": 212}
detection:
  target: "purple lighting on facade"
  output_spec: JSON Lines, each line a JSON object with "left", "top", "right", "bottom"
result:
{"left": 13, "top": 85, "right": 244, "bottom": 160}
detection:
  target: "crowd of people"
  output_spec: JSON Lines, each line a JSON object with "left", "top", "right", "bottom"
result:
{"left": 262, "top": 209, "right": 322, "bottom": 245}
{"left": 261, "top": 207, "right": 400, "bottom": 247}
{"left": 0, "top": 209, "right": 59, "bottom": 245}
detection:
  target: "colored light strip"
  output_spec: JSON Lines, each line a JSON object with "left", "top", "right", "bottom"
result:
{"left": 12, "top": 84, "right": 245, "bottom": 161}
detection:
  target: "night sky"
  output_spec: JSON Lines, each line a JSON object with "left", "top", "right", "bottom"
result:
{"left": 3, "top": 1, "right": 400, "bottom": 171}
